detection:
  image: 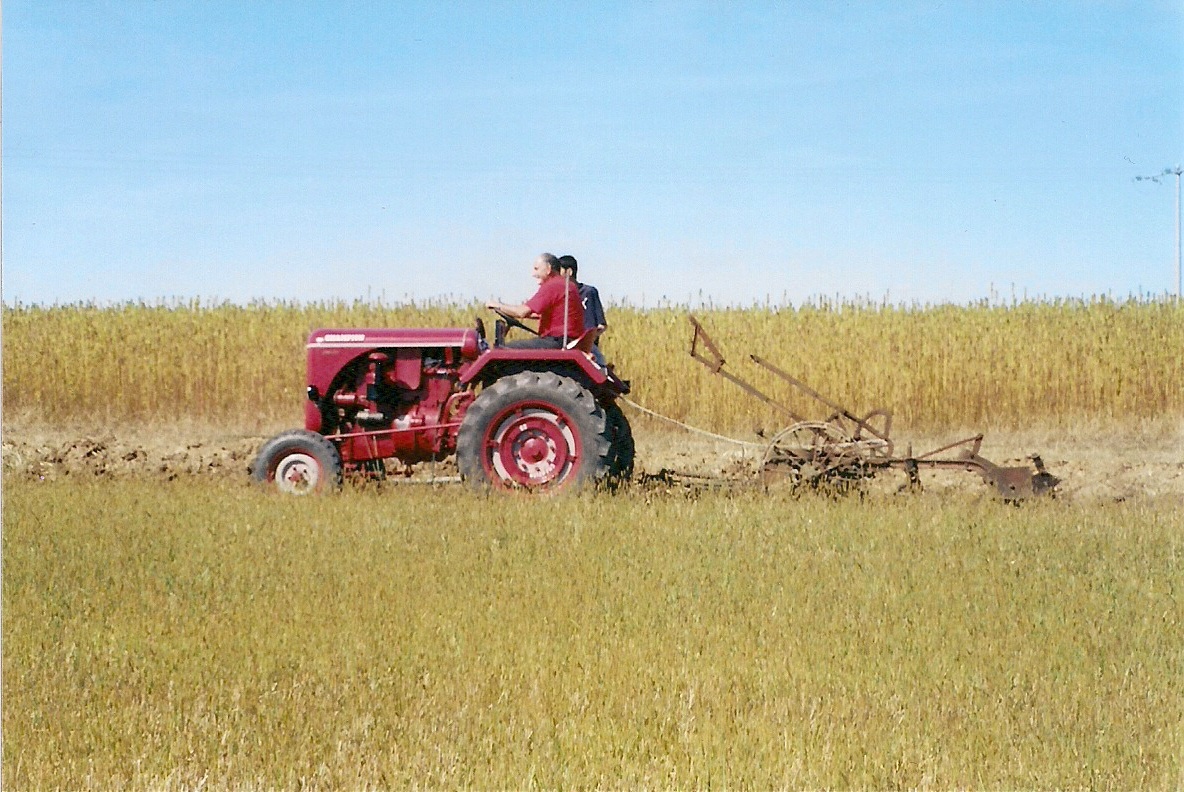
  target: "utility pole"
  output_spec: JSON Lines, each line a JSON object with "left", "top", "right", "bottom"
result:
{"left": 1135, "top": 165, "right": 1183, "bottom": 299}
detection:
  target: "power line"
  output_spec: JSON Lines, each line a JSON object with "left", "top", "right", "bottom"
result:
{"left": 1134, "top": 165, "right": 1182, "bottom": 300}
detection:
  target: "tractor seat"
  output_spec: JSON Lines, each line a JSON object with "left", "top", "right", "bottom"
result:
{"left": 566, "top": 328, "right": 599, "bottom": 361}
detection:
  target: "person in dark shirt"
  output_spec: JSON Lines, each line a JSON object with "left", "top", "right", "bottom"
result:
{"left": 486, "top": 253, "right": 583, "bottom": 349}
{"left": 558, "top": 255, "right": 607, "bottom": 366}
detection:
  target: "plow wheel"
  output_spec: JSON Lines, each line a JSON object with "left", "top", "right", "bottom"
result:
{"left": 761, "top": 421, "right": 875, "bottom": 488}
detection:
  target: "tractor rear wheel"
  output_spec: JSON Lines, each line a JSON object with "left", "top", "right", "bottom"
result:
{"left": 457, "top": 371, "right": 610, "bottom": 492}
{"left": 604, "top": 402, "right": 635, "bottom": 483}
{"left": 251, "top": 429, "right": 343, "bottom": 494}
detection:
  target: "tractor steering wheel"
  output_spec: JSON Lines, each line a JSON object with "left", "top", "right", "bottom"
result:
{"left": 492, "top": 308, "right": 538, "bottom": 337}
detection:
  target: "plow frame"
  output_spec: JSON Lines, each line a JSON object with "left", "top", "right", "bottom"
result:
{"left": 688, "top": 316, "right": 1059, "bottom": 499}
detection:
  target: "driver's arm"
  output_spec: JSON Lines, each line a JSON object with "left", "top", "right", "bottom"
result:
{"left": 486, "top": 301, "right": 537, "bottom": 319}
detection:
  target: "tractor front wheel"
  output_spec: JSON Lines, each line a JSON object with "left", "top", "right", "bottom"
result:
{"left": 457, "top": 372, "right": 610, "bottom": 492}
{"left": 251, "top": 429, "right": 343, "bottom": 494}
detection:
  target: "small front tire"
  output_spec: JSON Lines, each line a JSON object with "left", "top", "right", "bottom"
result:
{"left": 251, "top": 429, "right": 343, "bottom": 494}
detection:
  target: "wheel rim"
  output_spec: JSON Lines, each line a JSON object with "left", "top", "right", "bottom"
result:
{"left": 274, "top": 452, "right": 321, "bottom": 494}
{"left": 483, "top": 403, "right": 581, "bottom": 489}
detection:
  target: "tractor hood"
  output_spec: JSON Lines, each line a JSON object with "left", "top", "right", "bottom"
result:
{"left": 308, "top": 328, "right": 480, "bottom": 357}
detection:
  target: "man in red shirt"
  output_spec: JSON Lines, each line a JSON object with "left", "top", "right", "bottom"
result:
{"left": 486, "top": 253, "right": 584, "bottom": 348}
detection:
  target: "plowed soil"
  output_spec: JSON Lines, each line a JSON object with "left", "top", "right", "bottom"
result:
{"left": 4, "top": 418, "right": 1182, "bottom": 505}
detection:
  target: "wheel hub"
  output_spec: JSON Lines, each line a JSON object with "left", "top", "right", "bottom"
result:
{"left": 486, "top": 406, "right": 578, "bottom": 488}
{"left": 275, "top": 453, "right": 321, "bottom": 495}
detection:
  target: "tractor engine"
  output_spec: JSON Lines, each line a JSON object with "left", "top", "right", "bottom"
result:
{"left": 328, "top": 350, "right": 472, "bottom": 467}
{"left": 303, "top": 329, "right": 480, "bottom": 470}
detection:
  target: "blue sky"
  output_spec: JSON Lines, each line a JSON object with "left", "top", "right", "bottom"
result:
{"left": 4, "top": 1, "right": 1182, "bottom": 307}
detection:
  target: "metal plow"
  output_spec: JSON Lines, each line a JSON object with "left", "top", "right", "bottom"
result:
{"left": 688, "top": 316, "right": 1060, "bottom": 500}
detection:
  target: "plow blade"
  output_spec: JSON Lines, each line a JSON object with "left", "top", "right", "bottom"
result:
{"left": 961, "top": 454, "right": 1061, "bottom": 500}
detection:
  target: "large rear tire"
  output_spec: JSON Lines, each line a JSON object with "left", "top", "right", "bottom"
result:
{"left": 457, "top": 371, "right": 610, "bottom": 492}
{"left": 251, "top": 429, "right": 343, "bottom": 494}
{"left": 604, "top": 402, "right": 635, "bottom": 483}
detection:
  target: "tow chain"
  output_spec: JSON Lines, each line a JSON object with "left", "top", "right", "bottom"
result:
{"left": 618, "top": 396, "right": 767, "bottom": 450}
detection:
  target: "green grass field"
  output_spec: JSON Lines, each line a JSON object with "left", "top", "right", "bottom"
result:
{"left": 5, "top": 478, "right": 1181, "bottom": 789}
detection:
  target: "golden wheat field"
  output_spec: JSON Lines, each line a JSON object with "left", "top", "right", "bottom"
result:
{"left": 3, "top": 299, "right": 1184, "bottom": 790}
{"left": 3, "top": 297, "right": 1182, "bottom": 430}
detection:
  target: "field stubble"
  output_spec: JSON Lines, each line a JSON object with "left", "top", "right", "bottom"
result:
{"left": 3, "top": 479, "right": 1182, "bottom": 789}
{"left": 3, "top": 416, "right": 1183, "bottom": 506}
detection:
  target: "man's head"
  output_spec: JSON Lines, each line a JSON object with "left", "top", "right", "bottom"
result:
{"left": 531, "top": 253, "right": 562, "bottom": 283}
{"left": 557, "top": 255, "right": 578, "bottom": 280}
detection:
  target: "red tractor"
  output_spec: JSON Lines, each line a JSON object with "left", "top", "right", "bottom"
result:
{"left": 251, "top": 315, "right": 633, "bottom": 493}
